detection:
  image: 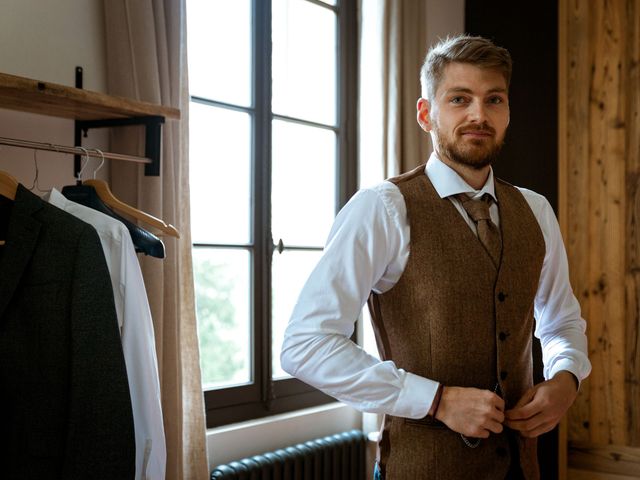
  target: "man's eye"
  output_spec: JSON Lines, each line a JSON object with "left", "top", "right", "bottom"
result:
{"left": 488, "top": 96, "right": 503, "bottom": 104}
{"left": 451, "top": 97, "right": 466, "bottom": 104}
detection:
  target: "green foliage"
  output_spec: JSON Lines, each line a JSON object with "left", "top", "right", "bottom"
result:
{"left": 193, "top": 257, "right": 246, "bottom": 387}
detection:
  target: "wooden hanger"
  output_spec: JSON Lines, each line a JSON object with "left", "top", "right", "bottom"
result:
{"left": 83, "top": 179, "right": 180, "bottom": 238}
{"left": 0, "top": 170, "right": 17, "bottom": 246}
{"left": 0, "top": 170, "right": 18, "bottom": 200}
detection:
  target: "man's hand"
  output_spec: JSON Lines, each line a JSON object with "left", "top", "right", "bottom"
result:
{"left": 505, "top": 371, "right": 578, "bottom": 438}
{"left": 435, "top": 386, "right": 505, "bottom": 438}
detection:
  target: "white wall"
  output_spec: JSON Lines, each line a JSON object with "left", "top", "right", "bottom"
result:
{"left": 207, "top": 403, "right": 362, "bottom": 468}
{"left": 0, "top": 0, "right": 108, "bottom": 187}
{"left": 426, "top": 0, "right": 465, "bottom": 47}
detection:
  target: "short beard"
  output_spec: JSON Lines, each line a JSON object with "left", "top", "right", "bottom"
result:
{"left": 434, "top": 123, "right": 504, "bottom": 170}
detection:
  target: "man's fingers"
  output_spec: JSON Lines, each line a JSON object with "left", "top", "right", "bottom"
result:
{"left": 475, "top": 429, "right": 490, "bottom": 439}
{"left": 520, "top": 420, "right": 556, "bottom": 438}
{"left": 505, "top": 412, "right": 544, "bottom": 433}
{"left": 486, "top": 420, "right": 504, "bottom": 435}
{"left": 505, "top": 418, "right": 526, "bottom": 431}
{"left": 506, "top": 400, "right": 540, "bottom": 421}
{"left": 512, "top": 387, "right": 535, "bottom": 408}
{"left": 491, "top": 408, "right": 505, "bottom": 425}
{"left": 493, "top": 395, "right": 505, "bottom": 412}
{"left": 506, "top": 407, "right": 564, "bottom": 438}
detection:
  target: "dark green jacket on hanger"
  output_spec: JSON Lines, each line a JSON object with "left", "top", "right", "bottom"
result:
{"left": 0, "top": 185, "right": 135, "bottom": 479}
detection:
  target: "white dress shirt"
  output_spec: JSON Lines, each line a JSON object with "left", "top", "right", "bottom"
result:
{"left": 47, "top": 189, "right": 166, "bottom": 480}
{"left": 281, "top": 153, "right": 591, "bottom": 420}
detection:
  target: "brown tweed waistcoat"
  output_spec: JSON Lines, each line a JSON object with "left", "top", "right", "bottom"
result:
{"left": 367, "top": 165, "right": 545, "bottom": 479}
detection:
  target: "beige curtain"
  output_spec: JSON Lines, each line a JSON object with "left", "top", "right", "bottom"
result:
{"left": 382, "top": 0, "right": 430, "bottom": 176}
{"left": 103, "top": 1, "right": 208, "bottom": 479}
{"left": 359, "top": 4, "right": 431, "bottom": 473}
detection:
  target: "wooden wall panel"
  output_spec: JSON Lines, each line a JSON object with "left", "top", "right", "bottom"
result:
{"left": 588, "top": 0, "right": 627, "bottom": 446}
{"left": 562, "top": 0, "right": 592, "bottom": 444}
{"left": 624, "top": 0, "right": 640, "bottom": 449}
{"left": 560, "top": 0, "right": 640, "bottom": 476}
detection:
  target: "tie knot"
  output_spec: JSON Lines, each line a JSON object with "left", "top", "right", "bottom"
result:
{"left": 457, "top": 193, "right": 492, "bottom": 222}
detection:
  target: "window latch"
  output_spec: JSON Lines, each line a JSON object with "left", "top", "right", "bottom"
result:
{"left": 275, "top": 238, "right": 284, "bottom": 254}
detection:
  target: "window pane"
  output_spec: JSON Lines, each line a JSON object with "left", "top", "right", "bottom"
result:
{"left": 271, "top": 120, "right": 336, "bottom": 247}
{"left": 272, "top": 0, "right": 337, "bottom": 125}
{"left": 189, "top": 102, "right": 251, "bottom": 245}
{"left": 194, "top": 247, "right": 252, "bottom": 389}
{"left": 187, "top": 0, "right": 251, "bottom": 106}
{"left": 272, "top": 249, "right": 323, "bottom": 379}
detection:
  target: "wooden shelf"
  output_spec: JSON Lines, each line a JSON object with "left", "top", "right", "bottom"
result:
{"left": 0, "top": 72, "right": 180, "bottom": 121}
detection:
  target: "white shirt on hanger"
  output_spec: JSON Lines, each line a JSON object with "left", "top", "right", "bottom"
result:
{"left": 47, "top": 188, "right": 166, "bottom": 480}
{"left": 281, "top": 153, "right": 591, "bottom": 420}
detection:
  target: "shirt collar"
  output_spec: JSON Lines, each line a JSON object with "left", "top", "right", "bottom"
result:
{"left": 424, "top": 152, "right": 497, "bottom": 203}
{"left": 43, "top": 188, "right": 66, "bottom": 207}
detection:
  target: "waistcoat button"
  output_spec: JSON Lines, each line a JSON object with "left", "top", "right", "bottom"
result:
{"left": 499, "top": 332, "right": 507, "bottom": 341}
{"left": 497, "top": 292, "right": 507, "bottom": 302}
{"left": 500, "top": 371, "right": 508, "bottom": 380}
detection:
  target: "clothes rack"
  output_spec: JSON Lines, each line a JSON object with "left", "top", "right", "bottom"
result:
{"left": 0, "top": 136, "right": 151, "bottom": 165}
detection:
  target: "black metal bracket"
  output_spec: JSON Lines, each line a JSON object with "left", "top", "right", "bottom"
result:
{"left": 73, "top": 66, "right": 164, "bottom": 178}
{"left": 74, "top": 115, "right": 165, "bottom": 176}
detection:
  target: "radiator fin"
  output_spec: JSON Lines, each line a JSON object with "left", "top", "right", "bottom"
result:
{"left": 211, "top": 429, "right": 366, "bottom": 480}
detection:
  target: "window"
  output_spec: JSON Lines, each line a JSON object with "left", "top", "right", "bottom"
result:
{"left": 187, "top": 0, "right": 358, "bottom": 427}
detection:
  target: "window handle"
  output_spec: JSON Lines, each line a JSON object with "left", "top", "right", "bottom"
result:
{"left": 275, "top": 238, "right": 284, "bottom": 254}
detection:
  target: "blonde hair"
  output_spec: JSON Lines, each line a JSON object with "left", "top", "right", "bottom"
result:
{"left": 420, "top": 34, "right": 512, "bottom": 101}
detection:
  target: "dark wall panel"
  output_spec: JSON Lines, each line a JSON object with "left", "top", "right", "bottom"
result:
{"left": 465, "top": 1, "right": 559, "bottom": 478}
{"left": 466, "top": 0, "right": 558, "bottom": 212}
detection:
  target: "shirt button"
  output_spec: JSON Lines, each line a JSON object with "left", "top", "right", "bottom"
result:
{"left": 497, "top": 292, "right": 507, "bottom": 302}
{"left": 499, "top": 332, "right": 507, "bottom": 341}
{"left": 500, "top": 371, "right": 508, "bottom": 380}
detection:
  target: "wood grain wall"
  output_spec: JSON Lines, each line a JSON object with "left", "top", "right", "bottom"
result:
{"left": 559, "top": 0, "right": 640, "bottom": 477}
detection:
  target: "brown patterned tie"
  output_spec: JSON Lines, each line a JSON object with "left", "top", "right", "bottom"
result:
{"left": 457, "top": 193, "right": 502, "bottom": 268}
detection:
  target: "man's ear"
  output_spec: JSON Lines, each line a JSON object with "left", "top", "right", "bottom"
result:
{"left": 416, "top": 97, "right": 432, "bottom": 132}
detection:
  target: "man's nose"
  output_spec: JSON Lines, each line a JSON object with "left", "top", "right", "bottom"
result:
{"left": 468, "top": 100, "right": 488, "bottom": 123}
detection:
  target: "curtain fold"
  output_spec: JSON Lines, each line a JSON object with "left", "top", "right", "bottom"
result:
{"left": 359, "top": 5, "right": 430, "bottom": 475}
{"left": 103, "top": 1, "right": 208, "bottom": 478}
{"left": 380, "top": 0, "right": 430, "bottom": 177}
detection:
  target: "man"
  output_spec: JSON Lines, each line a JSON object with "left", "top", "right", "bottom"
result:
{"left": 280, "top": 35, "right": 590, "bottom": 479}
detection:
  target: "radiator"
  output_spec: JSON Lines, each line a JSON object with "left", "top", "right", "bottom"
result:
{"left": 210, "top": 429, "right": 366, "bottom": 480}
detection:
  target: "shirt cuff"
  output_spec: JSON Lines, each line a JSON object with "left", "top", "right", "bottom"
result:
{"left": 547, "top": 358, "right": 583, "bottom": 389}
{"left": 392, "top": 372, "right": 440, "bottom": 419}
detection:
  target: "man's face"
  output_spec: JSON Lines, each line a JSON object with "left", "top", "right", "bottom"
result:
{"left": 417, "top": 62, "right": 510, "bottom": 170}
